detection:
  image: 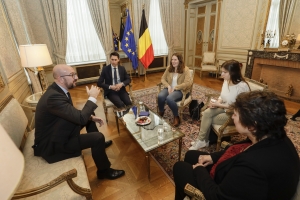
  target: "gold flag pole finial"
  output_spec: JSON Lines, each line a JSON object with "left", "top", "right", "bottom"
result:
{"left": 142, "top": 4, "right": 145, "bottom": 9}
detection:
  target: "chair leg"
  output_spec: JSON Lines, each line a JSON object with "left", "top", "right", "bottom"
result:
{"left": 179, "top": 107, "right": 183, "bottom": 121}
{"left": 104, "top": 108, "right": 108, "bottom": 123}
{"left": 216, "top": 136, "right": 222, "bottom": 151}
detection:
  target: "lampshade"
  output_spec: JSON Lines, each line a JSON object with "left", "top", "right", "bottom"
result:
{"left": 19, "top": 44, "right": 52, "bottom": 67}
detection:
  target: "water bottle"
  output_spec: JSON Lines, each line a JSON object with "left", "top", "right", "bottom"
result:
{"left": 138, "top": 101, "right": 145, "bottom": 114}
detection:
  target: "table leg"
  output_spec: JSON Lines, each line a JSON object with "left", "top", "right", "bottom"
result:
{"left": 115, "top": 115, "right": 120, "bottom": 135}
{"left": 178, "top": 138, "right": 182, "bottom": 161}
{"left": 146, "top": 153, "right": 150, "bottom": 181}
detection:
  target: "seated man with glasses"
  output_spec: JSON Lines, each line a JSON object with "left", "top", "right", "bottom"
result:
{"left": 97, "top": 51, "right": 132, "bottom": 108}
{"left": 33, "top": 64, "right": 125, "bottom": 180}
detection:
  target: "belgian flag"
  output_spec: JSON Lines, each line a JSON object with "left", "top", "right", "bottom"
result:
{"left": 138, "top": 9, "right": 154, "bottom": 69}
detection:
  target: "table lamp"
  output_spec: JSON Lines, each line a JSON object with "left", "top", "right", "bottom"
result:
{"left": 19, "top": 44, "right": 53, "bottom": 93}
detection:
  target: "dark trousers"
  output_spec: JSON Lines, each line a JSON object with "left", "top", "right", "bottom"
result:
{"left": 173, "top": 150, "right": 211, "bottom": 200}
{"left": 79, "top": 120, "right": 111, "bottom": 170}
{"left": 107, "top": 89, "right": 131, "bottom": 108}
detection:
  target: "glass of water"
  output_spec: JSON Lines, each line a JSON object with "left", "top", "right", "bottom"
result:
{"left": 157, "top": 128, "right": 164, "bottom": 142}
{"left": 163, "top": 122, "right": 169, "bottom": 132}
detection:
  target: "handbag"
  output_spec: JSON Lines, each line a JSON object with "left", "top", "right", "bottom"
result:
{"left": 189, "top": 100, "right": 204, "bottom": 120}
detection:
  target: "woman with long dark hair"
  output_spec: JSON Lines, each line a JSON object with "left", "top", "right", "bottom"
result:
{"left": 190, "top": 60, "right": 250, "bottom": 150}
{"left": 158, "top": 53, "right": 192, "bottom": 127}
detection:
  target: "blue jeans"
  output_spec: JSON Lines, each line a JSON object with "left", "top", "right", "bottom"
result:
{"left": 158, "top": 88, "right": 183, "bottom": 117}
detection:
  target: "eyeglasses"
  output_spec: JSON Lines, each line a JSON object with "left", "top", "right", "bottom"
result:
{"left": 60, "top": 73, "right": 78, "bottom": 79}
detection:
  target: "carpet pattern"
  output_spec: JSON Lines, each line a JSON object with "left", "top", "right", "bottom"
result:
{"left": 132, "top": 84, "right": 300, "bottom": 179}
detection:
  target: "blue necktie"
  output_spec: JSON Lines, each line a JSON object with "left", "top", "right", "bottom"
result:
{"left": 113, "top": 68, "right": 118, "bottom": 85}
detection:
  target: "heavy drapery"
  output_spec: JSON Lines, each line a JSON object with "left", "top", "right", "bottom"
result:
{"left": 159, "top": 0, "right": 174, "bottom": 61}
{"left": 41, "top": 0, "right": 67, "bottom": 64}
{"left": 87, "top": 0, "right": 114, "bottom": 64}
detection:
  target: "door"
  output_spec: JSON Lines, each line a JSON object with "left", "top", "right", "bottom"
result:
{"left": 194, "top": 2, "right": 217, "bottom": 69}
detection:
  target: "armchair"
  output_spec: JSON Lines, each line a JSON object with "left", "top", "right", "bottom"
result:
{"left": 210, "top": 78, "right": 268, "bottom": 151}
{"left": 184, "top": 183, "right": 206, "bottom": 200}
{"left": 200, "top": 52, "right": 218, "bottom": 78}
{"left": 156, "top": 69, "right": 195, "bottom": 120}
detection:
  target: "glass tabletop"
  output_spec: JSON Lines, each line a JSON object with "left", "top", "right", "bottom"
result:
{"left": 114, "top": 105, "right": 185, "bottom": 152}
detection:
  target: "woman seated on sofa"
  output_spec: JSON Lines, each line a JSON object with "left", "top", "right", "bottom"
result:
{"left": 189, "top": 60, "right": 250, "bottom": 150}
{"left": 158, "top": 53, "right": 192, "bottom": 127}
{"left": 173, "top": 90, "right": 300, "bottom": 200}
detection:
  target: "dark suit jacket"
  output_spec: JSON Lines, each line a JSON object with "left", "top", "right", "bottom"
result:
{"left": 97, "top": 64, "right": 131, "bottom": 96}
{"left": 34, "top": 82, "right": 98, "bottom": 163}
{"left": 195, "top": 137, "right": 300, "bottom": 200}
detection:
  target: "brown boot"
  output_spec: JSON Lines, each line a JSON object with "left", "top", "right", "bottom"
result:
{"left": 173, "top": 116, "right": 181, "bottom": 127}
{"left": 158, "top": 111, "right": 164, "bottom": 117}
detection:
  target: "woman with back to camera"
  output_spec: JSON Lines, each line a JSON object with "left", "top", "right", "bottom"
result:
{"left": 173, "top": 90, "right": 300, "bottom": 200}
{"left": 158, "top": 53, "right": 192, "bottom": 127}
{"left": 189, "top": 60, "right": 250, "bottom": 150}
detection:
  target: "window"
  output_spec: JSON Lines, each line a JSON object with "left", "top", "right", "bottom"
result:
{"left": 66, "top": 0, "right": 106, "bottom": 65}
{"left": 265, "top": 0, "right": 280, "bottom": 48}
{"left": 148, "top": 0, "right": 168, "bottom": 56}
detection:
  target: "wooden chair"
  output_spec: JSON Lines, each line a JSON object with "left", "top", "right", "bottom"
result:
{"left": 156, "top": 69, "right": 195, "bottom": 120}
{"left": 200, "top": 52, "right": 218, "bottom": 78}
{"left": 184, "top": 183, "right": 206, "bottom": 200}
{"left": 203, "top": 78, "right": 268, "bottom": 151}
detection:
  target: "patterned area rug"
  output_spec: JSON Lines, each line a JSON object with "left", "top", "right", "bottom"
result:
{"left": 132, "top": 84, "right": 300, "bottom": 180}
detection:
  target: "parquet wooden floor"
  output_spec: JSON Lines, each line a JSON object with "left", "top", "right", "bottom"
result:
{"left": 70, "top": 71, "right": 299, "bottom": 200}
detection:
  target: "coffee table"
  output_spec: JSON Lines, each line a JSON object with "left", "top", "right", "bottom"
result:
{"left": 113, "top": 105, "right": 185, "bottom": 181}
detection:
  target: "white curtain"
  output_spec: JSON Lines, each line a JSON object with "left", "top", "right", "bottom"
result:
{"left": 148, "top": 0, "right": 168, "bottom": 56}
{"left": 66, "top": 0, "right": 106, "bottom": 64}
{"left": 87, "top": 0, "right": 114, "bottom": 64}
{"left": 279, "top": 0, "right": 297, "bottom": 38}
{"left": 159, "top": 0, "right": 174, "bottom": 62}
{"left": 41, "top": 0, "right": 67, "bottom": 64}
{"left": 265, "top": 0, "right": 280, "bottom": 48}
{"left": 132, "top": 0, "right": 150, "bottom": 44}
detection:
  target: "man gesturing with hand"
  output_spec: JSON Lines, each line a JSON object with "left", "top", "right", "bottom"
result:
{"left": 33, "top": 64, "right": 125, "bottom": 180}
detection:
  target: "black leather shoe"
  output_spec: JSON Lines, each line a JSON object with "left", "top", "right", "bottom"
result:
{"left": 105, "top": 140, "right": 112, "bottom": 148}
{"left": 97, "top": 168, "right": 125, "bottom": 180}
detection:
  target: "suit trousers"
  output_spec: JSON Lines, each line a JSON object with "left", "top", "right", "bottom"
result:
{"left": 173, "top": 150, "right": 211, "bottom": 200}
{"left": 79, "top": 120, "right": 111, "bottom": 170}
{"left": 107, "top": 89, "right": 131, "bottom": 108}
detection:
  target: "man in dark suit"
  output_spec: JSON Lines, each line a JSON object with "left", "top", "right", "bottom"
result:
{"left": 33, "top": 64, "right": 125, "bottom": 180}
{"left": 97, "top": 51, "right": 132, "bottom": 108}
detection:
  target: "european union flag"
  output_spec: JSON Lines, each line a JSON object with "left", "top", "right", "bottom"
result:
{"left": 112, "top": 30, "right": 119, "bottom": 51}
{"left": 121, "top": 9, "right": 138, "bottom": 70}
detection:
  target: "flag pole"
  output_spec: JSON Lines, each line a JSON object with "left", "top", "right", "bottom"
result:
{"left": 129, "top": 60, "right": 133, "bottom": 83}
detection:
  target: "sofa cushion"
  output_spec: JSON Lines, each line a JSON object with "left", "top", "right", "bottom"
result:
{"left": 17, "top": 129, "right": 91, "bottom": 199}
{"left": 0, "top": 98, "right": 28, "bottom": 147}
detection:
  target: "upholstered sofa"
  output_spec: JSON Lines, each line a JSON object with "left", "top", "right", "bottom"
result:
{"left": 0, "top": 95, "right": 92, "bottom": 199}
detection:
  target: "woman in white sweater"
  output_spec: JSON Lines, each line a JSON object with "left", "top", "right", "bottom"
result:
{"left": 189, "top": 60, "right": 250, "bottom": 150}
